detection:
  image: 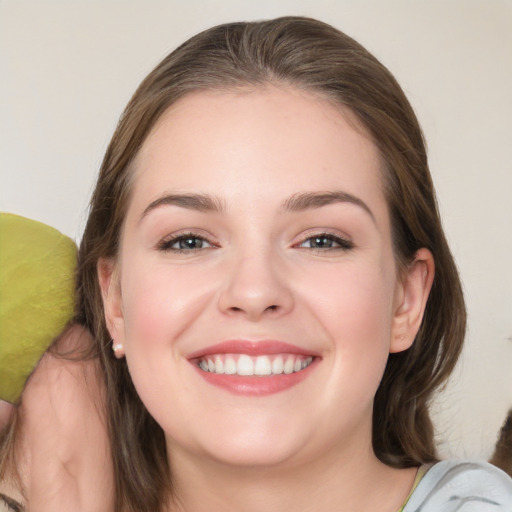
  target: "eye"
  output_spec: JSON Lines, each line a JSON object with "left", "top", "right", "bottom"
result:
{"left": 157, "top": 233, "right": 215, "bottom": 252}
{"left": 298, "top": 233, "right": 354, "bottom": 251}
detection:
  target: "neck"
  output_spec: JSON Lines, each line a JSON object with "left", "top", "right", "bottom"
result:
{"left": 166, "top": 438, "right": 417, "bottom": 512}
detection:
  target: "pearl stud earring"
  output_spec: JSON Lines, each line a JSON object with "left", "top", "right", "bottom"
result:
{"left": 112, "top": 341, "right": 125, "bottom": 357}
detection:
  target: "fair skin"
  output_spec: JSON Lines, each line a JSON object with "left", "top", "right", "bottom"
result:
{"left": 0, "top": 402, "right": 13, "bottom": 428}
{"left": 100, "top": 86, "right": 434, "bottom": 512}
{"left": 0, "top": 325, "right": 114, "bottom": 512}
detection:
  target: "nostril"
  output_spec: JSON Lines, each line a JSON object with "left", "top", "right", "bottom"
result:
{"left": 266, "top": 305, "right": 279, "bottom": 312}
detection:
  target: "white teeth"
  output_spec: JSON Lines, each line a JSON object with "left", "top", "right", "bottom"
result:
{"left": 224, "top": 356, "right": 237, "bottom": 375}
{"left": 284, "top": 357, "right": 295, "bottom": 374}
{"left": 254, "top": 355, "right": 272, "bottom": 376}
{"left": 271, "top": 356, "right": 284, "bottom": 375}
{"left": 237, "top": 354, "right": 254, "bottom": 376}
{"left": 198, "top": 354, "right": 314, "bottom": 376}
{"left": 214, "top": 356, "right": 224, "bottom": 374}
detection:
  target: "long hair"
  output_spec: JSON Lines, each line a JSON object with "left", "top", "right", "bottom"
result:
{"left": 75, "top": 17, "right": 466, "bottom": 511}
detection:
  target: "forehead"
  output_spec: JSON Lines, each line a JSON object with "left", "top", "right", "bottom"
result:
{"left": 128, "top": 86, "right": 386, "bottom": 217}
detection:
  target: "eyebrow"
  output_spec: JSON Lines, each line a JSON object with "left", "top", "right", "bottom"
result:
{"left": 281, "top": 191, "right": 375, "bottom": 223}
{"left": 140, "top": 193, "right": 225, "bottom": 222}
{"left": 140, "top": 190, "right": 375, "bottom": 223}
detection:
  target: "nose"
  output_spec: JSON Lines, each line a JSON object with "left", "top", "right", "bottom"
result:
{"left": 217, "top": 247, "right": 294, "bottom": 321}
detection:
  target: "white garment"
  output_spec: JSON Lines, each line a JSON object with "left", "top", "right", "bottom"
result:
{"left": 403, "top": 460, "right": 512, "bottom": 511}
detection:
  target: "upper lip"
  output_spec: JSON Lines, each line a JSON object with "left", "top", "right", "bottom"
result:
{"left": 187, "top": 340, "right": 320, "bottom": 359}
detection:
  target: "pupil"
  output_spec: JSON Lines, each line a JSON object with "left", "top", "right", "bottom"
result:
{"left": 180, "top": 237, "right": 202, "bottom": 249}
{"left": 313, "top": 237, "right": 332, "bottom": 248}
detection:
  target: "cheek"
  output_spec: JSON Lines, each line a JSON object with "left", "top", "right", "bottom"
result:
{"left": 121, "top": 271, "right": 171, "bottom": 346}
{"left": 303, "top": 263, "right": 395, "bottom": 375}
{"left": 119, "top": 257, "right": 215, "bottom": 350}
{"left": 308, "top": 263, "right": 394, "bottom": 331}
{"left": 117, "top": 258, "right": 212, "bottom": 425}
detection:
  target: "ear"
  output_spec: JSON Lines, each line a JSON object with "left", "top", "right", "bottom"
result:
{"left": 390, "top": 248, "right": 435, "bottom": 353}
{"left": 97, "top": 258, "right": 125, "bottom": 358}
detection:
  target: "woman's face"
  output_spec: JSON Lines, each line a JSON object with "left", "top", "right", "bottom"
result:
{"left": 102, "top": 86, "right": 430, "bottom": 470}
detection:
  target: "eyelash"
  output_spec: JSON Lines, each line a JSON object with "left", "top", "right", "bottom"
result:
{"left": 157, "top": 232, "right": 216, "bottom": 253}
{"left": 157, "top": 231, "right": 354, "bottom": 254}
{"left": 295, "top": 232, "right": 354, "bottom": 252}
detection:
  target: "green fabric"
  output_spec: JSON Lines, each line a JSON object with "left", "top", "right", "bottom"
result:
{"left": 0, "top": 213, "right": 77, "bottom": 403}
{"left": 396, "top": 465, "right": 429, "bottom": 512}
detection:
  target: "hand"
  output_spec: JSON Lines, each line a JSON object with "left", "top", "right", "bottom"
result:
{"left": 17, "top": 325, "right": 114, "bottom": 511}
{"left": 0, "top": 401, "right": 13, "bottom": 428}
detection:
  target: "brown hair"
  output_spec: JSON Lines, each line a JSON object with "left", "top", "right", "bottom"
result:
{"left": 75, "top": 16, "right": 466, "bottom": 511}
{"left": 490, "top": 409, "right": 512, "bottom": 477}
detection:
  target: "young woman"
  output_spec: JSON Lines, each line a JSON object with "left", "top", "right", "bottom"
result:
{"left": 2, "top": 15, "right": 511, "bottom": 512}
{"left": 75, "top": 16, "right": 512, "bottom": 511}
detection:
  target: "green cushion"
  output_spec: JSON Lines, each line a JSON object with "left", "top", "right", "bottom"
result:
{"left": 0, "top": 213, "right": 77, "bottom": 403}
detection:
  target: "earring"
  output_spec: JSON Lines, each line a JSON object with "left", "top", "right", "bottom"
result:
{"left": 111, "top": 340, "right": 125, "bottom": 357}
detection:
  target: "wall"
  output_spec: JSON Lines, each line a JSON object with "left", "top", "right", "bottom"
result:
{"left": 1, "top": 0, "right": 511, "bottom": 460}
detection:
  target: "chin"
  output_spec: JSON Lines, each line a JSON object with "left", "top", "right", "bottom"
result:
{"left": 170, "top": 416, "right": 312, "bottom": 470}
{"left": 203, "top": 439, "right": 301, "bottom": 469}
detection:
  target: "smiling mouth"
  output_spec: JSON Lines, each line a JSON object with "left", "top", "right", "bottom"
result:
{"left": 196, "top": 354, "right": 314, "bottom": 376}
{"left": 189, "top": 340, "right": 319, "bottom": 395}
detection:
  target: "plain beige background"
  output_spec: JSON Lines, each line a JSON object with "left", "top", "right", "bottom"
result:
{"left": 1, "top": 0, "right": 511, "bottom": 460}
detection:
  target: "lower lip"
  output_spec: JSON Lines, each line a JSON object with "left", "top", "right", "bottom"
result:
{"left": 192, "top": 359, "right": 318, "bottom": 396}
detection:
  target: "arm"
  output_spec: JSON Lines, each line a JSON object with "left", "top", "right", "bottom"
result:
{"left": 0, "top": 404, "right": 13, "bottom": 430}
{"left": 2, "top": 325, "right": 114, "bottom": 512}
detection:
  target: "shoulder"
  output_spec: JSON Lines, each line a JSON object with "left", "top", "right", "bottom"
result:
{"left": 404, "top": 460, "right": 512, "bottom": 511}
